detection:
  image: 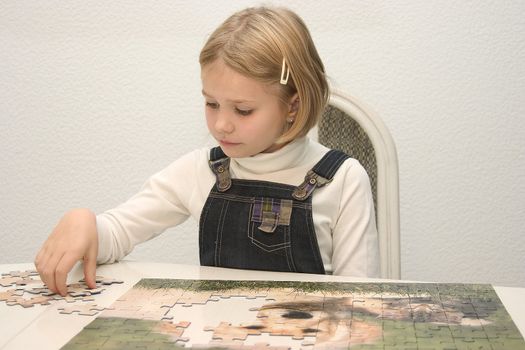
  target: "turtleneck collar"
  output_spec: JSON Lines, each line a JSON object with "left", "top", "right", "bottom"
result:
{"left": 231, "top": 137, "right": 310, "bottom": 175}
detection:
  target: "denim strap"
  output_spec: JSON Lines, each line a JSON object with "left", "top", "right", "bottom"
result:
{"left": 208, "top": 147, "right": 231, "bottom": 192}
{"left": 293, "top": 150, "right": 350, "bottom": 200}
{"left": 210, "top": 146, "right": 227, "bottom": 162}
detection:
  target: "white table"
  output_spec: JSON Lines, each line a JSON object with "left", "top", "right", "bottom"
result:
{"left": 1, "top": 261, "right": 525, "bottom": 349}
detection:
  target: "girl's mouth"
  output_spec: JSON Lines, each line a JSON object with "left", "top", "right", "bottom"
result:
{"left": 220, "top": 140, "right": 241, "bottom": 147}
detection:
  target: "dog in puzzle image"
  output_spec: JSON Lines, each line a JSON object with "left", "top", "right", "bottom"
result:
{"left": 238, "top": 295, "right": 493, "bottom": 349}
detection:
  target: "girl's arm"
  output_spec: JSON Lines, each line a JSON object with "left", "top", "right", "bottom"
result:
{"left": 35, "top": 149, "right": 208, "bottom": 295}
{"left": 330, "top": 161, "right": 380, "bottom": 277}
{"left": 35, "top": 208, "right": 98, "bottom": 296}
{"left": 95, "top": 149, "right": 209, "bottom": 264}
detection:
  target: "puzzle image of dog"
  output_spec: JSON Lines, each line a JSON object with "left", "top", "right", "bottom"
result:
{"left": 61, "top": 279, "right": 525, "bottom": 350}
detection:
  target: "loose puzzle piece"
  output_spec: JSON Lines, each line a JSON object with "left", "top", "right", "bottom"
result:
{"left": 1, "top": 270, "right": 39, "bottom": 278}
{"left": 0, "top": 270, "right": 40, "bottom": 287}
{"left": 65, "top": 282, "right": 104, "bottom": 297}
{"left": 0, "top": 289, "right": 24, "bottom": 302}
{"left": 80, "top": 276, "right": 124, "bottom": 286}
{"left": 0, "top": 276, "right": 20, "bottom": 287}
{"left": 0, "top": 269, "right": 123, "bottom": 316}
{"left": 7, "top": 295, "right": 51, "bottom": 308}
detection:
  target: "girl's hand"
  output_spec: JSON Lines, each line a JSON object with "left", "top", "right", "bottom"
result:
{"left": 34, "top": 208, "right": 98, "bottom": 296}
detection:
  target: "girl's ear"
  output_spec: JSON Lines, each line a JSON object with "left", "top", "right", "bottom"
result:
{"left": 288, "top": 93, "right": 299, "bottom": 118}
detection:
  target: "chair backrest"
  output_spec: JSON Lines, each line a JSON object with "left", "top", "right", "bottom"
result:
{"left": 316, "top": 88, "right": 400, "bottom": 279}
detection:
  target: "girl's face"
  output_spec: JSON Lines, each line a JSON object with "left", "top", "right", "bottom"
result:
{"left": 201, "top": 59, "right": 295, "bottom": 158}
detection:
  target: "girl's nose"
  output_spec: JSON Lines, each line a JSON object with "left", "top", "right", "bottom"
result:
{"left": 215, "top": 112, "right": 234, "bottom": 134}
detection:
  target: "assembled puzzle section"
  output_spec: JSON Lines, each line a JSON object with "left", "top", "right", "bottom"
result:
{"left": 0, "top": 269, "right": 123, "bottom": 316}
{"left": 62, "top": 279, "right": 525, "bottom": 350}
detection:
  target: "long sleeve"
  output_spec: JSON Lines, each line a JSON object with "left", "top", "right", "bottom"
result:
{"left": 329, "top": 160, "right": 380, "bottom": 277}
{"left": 96, "top": 149, "right": 214, "bottom": 264}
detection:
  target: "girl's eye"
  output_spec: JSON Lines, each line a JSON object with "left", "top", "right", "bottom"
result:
{"left": 206, "top": 102, "right": 219, "bottom": 109}
{"left": 235, "top": 108, "right": 253, "bottom": 116}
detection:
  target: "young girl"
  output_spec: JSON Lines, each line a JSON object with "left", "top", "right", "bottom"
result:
{"left": 35, "top": 6, "right": 379, "bottom": 296}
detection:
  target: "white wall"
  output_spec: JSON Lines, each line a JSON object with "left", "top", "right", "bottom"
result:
{"left": 1, "top": 1, "right": 524, "bottom": 287}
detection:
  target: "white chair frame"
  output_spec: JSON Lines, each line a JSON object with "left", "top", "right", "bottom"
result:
{"left": 321, "top": 88, "right": 401, "bottom": 279}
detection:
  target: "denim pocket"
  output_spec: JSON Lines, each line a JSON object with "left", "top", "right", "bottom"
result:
{"left": 248, "top": 198, "right": 293, "bottom": 252}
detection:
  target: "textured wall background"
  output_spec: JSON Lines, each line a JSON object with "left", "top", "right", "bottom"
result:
{"left": 1, "top": 1, "right": 524, "bottom": 286}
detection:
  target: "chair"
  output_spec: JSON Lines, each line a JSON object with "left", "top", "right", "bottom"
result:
{"left": 315, "top": 88, "right": 400, "bottom": 279}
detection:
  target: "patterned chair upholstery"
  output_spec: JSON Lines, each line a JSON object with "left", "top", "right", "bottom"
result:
{"left": 319, "top": 104, "right": 378, "bottom": 215}
{"left": 317, "top": 88, "right": 400, "bottom": 279}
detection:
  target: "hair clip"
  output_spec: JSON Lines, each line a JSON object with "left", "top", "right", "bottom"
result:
{"left": 280, "top": 58, "right": 290, "bottom": 85}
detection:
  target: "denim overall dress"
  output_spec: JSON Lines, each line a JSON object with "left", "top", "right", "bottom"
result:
{"left": 199, "top": 146, "right": 350, "bottom": 274}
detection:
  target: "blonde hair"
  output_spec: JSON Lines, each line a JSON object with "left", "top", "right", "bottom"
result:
{"left": 199, "top": 6, "right": 329, "bottom": 143}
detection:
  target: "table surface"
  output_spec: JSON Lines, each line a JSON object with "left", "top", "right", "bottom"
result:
{"left": 2, "top": 261, "right": 525, "bottom": 349}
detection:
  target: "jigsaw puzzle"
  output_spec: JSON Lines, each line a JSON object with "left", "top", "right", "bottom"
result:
{"left": 0, "top": 269, "right": 122, "bottom": 314}
{"left": 62, "top": 279, "right": 525, "bottom": 349}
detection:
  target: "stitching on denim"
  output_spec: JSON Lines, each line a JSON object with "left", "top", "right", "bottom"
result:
{"left": 208, "top": 193, "right": 254, "bottom": 204}
{"left": 321, "top": 152, "right": 342, "bottom": 178}
{"left": 323, "top": 153, "right": 339, "bottom": 177}
{"left": 304, "top": 211, "right": 324, "bottom": 272}
{"left": 208, "top": 193, "right": 312, "bottom": 210}
{"left": 285, "top": 226, "right": 296, "bottom": 272}
{"left": 248, "top": 221, "right": 290, "bottom": 252}
{"left": 312, "top": 151, "right": 335, "bottom": 175}
{"left": 327, "top": 152, "right": 344, "bottom": 176}
{"left": 199, "top": 198, "right": 213, "bottom": 262}
{"left": 284, "top": 231, "right": 292, "bottom": 271}
{"left": 215, "top": 200, "right": 228, "bottom": 266}
{"left": 233, "top": 182, "right": 296, "bottom": 191}
{"left": 314, "top": 151, "right": 349, "bottom": 179}
{"left": 251, "top": 240, "right": 290, "bottom": 252}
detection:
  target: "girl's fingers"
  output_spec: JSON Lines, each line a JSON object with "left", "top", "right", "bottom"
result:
{"left": 35, "top": 209, "right": 98, "bottom": 296}
{"left": 39, "top": 249, "right": 64, "bottom": 294}
{"left": 34, "top": 245, "right": 45, "bottom": 269}
{"left": 54, "top": 253, "right": 81, "bottom": 296}
{"left": 83, "top": 245, "right": 98, "bottom": 289}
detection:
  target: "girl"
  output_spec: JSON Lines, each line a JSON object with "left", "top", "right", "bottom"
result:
{"left": 35, "top": 6, "right": 379, "bottom": 296}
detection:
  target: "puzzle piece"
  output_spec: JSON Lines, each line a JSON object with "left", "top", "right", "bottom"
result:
{"left": 14, "top": 277, "right": 41, "bottom": 286}
{"left": 215, "top": 288, "right": 269, "bottom": 300}
{"left": 66, "top": 282, "right": 104, "bottom": 297}
{"left": 1, "top": 271, "right": 123, "bottom": 317}
{"left": 265, "top": 323, "right": 315, "bottom": 340}
{"left": 204, "top": 321, "right": 262, "bottom": 342}
{"left": 0, "top": 270, "right": 40, "bottom": 287}
{"left": 1, "top": 269, "right": 39, "bottom": 278}
{"left": 175, "top": 291, "right": 220, "bottom": 307}
{"left": 7, "top": 295, "right": 51, "bottom": 308}
{"left": 152, "top": 320, "right": 191, "bottom": 343}
{"left": 58, "top": 303, "right": 107, "bottom": 316}
{"left": 0, "top": 276, "right": 22, "bottom": 287}
{"left": 80, "top": 276, "right": 124, "bottom": 286}
{"left": 102, "top": 287, "right": 184, "bottom": 320}
{"left": 26, "top": 286, "right": 56, "bottom": 296}
{"left": 0, "top": 289, "right": 24, "bottom": 302}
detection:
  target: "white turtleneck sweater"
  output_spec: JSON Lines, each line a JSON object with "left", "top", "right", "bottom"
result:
{"left": 96, "top": 137, "right": 379, "bottom": 277}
